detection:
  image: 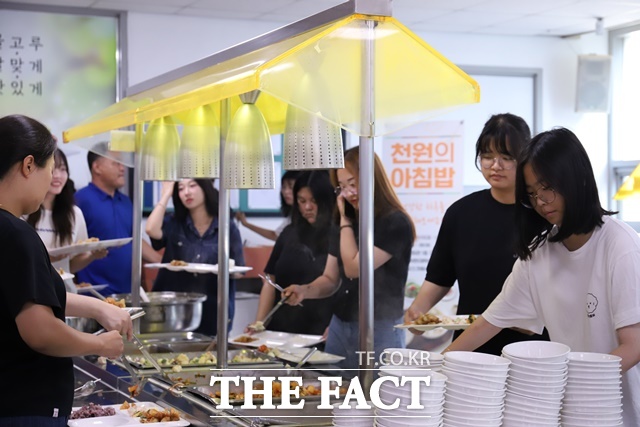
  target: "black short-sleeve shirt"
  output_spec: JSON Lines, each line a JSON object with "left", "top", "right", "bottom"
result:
{"left": 264, "top": 225, "right": 333, "bottom": 335}
{"left": 0, "top": 208, "right": 73, "bottom": 417}
{"left": 329, "top": 210, "right": 413, "bottom": 322}
{"left": 425, "top": 190, "right": 548, "bottom": 355}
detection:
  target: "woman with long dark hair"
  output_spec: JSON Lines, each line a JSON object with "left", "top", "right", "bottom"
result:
{"left": 146, "top": 179, "right": 245, "bottom": 336}
{"left": 283, "top": 147, "right": 416, "bottom": 369}
{"left": 446, "top": 127, "right": 640, "bottom": 425}
{"left": 249, "top": 171, "right": 335, "bottom": 335}
{"left": 27, "top": 149, "right": 106, "bottom": 276}
{"left": 0, "top": 114, "right": 131, "bottom": 426}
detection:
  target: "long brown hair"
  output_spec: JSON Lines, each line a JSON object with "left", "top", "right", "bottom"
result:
{"left": 330, "top": 146, "right": 416, "bottom": 241}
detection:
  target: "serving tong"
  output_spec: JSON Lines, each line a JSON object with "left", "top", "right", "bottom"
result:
{"left": 247, "top": 275, "right": 301, "bottom": 332}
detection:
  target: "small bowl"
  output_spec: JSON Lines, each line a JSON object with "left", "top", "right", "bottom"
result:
{"left": 444, "top": 351, "right": 510, "bottom": 370}
{"left": 502, "top": 340, "right": 570, "bottom": 361}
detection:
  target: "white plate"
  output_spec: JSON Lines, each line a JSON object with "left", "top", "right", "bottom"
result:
{"left": 49, "top": 238, "right": 132, "bottom": 258}
{"left": 76, "top": 284, "right": 109, "bottom": 293}
{"left": 395, "top": 315, "right": 478, "bottom": 331}
{"left": 146, "top": 263, "right": 252, "bottom": 274}
{"left": 68, "top": 402, "right": 188, "bottom": 427}
{"left": 60, "top": 272, "right": 75, "bottom": 281}
{"left": 273, "top": 348, "right": 345, "bottom": 365}
{"left": 229, "top": 330, "right": 324, "bottom": 348}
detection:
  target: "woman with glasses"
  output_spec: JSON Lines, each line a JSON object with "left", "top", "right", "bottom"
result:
{"left": 405, "top": 113, "right": 547, "bottom": 355}
{"left": 248, "top": 171, "right": 335, "bottom": 335}
{"left": 283, "top": 146, "right": 416, "bottom": 370}
{"left": 446, "top": 127, "right": 640, "bottom": 425}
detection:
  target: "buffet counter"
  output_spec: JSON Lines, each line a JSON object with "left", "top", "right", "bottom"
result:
{"left": 72, "top": 340, "right": 342, "bottom": 427}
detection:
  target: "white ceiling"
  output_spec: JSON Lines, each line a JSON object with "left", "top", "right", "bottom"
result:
{"left": 3, "top": 0, "right": 640, "bottom": 37}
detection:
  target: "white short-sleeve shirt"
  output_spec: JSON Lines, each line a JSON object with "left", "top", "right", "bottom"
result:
{"left": 483, "top": 216, "right": 640, "bottom": 425}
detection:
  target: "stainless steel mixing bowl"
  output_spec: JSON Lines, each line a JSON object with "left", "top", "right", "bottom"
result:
{"left": 111, "top": 291, "right": 207, "bottom": 333}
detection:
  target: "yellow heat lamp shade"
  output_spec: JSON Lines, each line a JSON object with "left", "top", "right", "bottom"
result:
{"left": 140, "top": 116, "right": 181, "bottom": 181}
{"left": 223, "top": 92, "right": 274, "bottom": 189}
{"left": 614, "top": 163, "right": 640, "bottom": 200}
{"left": 283, "top": 71, "right": 344, "bottom": 170}
{"left": 109, "top": 130, "right": 136, "bottom": 152}
{"left": 179, "top": 104, "right": 220, "bottom": 178}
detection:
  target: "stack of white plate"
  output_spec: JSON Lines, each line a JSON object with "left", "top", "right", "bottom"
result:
{"left": 376, "top": 367, "right": 447, "bottom": 427}
{"left": 501, "top": 341, "right": 570, "bottom": 427}
{"left": 442, "top": 351, "right": 509, "bottom": 427}
{"left": 381, "top": 348, "right": 444, "bottom": 371}
{"left": 561, "top": 352, "right": 623, "bottom": 427}
{"left": 333, "top": 401, "right": 374, "bottom": 427}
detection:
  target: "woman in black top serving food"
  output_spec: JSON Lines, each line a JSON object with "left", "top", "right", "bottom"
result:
{"left": 283, "top": 146, "right": 415, "bottom": 369}
{"left": 0, "top": 115, "right": 131, "bottom": 426}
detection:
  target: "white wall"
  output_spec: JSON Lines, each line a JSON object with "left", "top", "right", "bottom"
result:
{"left": 126, "top": 12, "right": 610, "bottom": 233}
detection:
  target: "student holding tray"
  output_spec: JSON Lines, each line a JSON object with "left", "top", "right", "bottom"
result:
{"left": 26, "top": 149, "right": 107, "bottom": 283}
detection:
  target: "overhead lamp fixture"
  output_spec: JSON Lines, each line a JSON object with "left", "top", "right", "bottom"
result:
{"left": 140, "top": 116, "right": 180, "bottom": 181}
{"left": 223, "top": 90, "right": 275, "bottom": 189}
{"left": 179, "top": 104, "right": 220, "bottom": 178}
{"left": 614, "top": 163, "right": 640, "bottom": 200}
{"left": 283, "top": 71, "right": 344, "bottom": 170}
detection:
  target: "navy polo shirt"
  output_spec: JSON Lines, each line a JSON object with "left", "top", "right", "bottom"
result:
{"left": 75, "top": 183, "right": 133, "bottom": 295}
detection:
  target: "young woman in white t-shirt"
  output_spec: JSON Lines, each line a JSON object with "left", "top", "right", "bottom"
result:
{"left": 26, "top": 149, "right": 107, "bottom": 275}
{"left": 446, "top": 127, "right": 640, "bottom": 425}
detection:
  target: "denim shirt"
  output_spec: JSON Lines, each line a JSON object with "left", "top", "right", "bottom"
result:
{"left": 150, "top": 214, "right": 244, "bottom": 336}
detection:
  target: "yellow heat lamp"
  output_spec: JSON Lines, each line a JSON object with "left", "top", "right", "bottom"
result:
{"left": 178, "top": 104, "right": 220, "bottom": 178}
{"left": 140, "top": 116, "right": 181, "bottom": 181}
{"left": 614, "top": 163, "right": 640, "bottom": 200}
{"left": 223, "top": 91, "right": 275, "bottom": 189}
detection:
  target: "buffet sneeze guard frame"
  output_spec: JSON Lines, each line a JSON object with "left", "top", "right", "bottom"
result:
{"left": 62, "top": 0, "right": 480, "bottom": 387}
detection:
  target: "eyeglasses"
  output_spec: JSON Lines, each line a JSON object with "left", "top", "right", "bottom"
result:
{"left": 334, "top": 183, "right": 357, "bottom": 196}
{"left": 479, "top": 154, "right": 516, "bottom": 170}
{"left": 522, "top": 186, "right": 556, "bottom": 208}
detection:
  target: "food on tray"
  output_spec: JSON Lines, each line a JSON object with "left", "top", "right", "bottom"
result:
{"left": 413, "top": 312, "right": 442, "bottom": 325}
{"left": 170, "top": 259, "right": 189, "bottom": 266}
{"left": 248, "top": 320, "right": 265, "bottom": 332}
{"left": 76, "top": 282, "right": 92, "bottom": 288}
{"left": 408, "top": 312, "right": 477, "bottom": 326}
{"left": 105, "top": 297, "right": 126, "bottom": 308}
{"left": 121, "top": 401, "right": 181, "bottom": 423}
{"left": 257, "top": 344, "right": 275, "bottom": 357}
{"left": 70, "top": 403, "right": 116, "bottom": 419}
{"left": 129, "top": 351, "right": 217, "bottom": 368}
{"left": 230, "top": 352, "right": 267, "bottom": 363}
{"left": 234, "top": 335, "right": 259, "bottom": 343}
{"left": 76, "top": 237, "right": 100, "bottom": 244}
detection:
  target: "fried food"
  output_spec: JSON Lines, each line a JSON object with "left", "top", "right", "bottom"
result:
{"left": 120, "top": 402, "right": 181, "bottom": 423}
{"left": 169, "top": 259, "right": 188, "bottom": 266}
{"left": 413, "top": 313, "right": 442, "bottom": 325}
{"left": 105, "top": 297, "right": 126, "bottom": 308}
{"left": 234, "top": 335, "right": 258, "bottom": 343}
{"left": 77, "top": 237, "right": 99, "bottom": 244}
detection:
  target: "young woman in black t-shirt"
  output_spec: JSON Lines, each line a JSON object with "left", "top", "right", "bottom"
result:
{"left": 404, "top": 113, "right": 549, "bottom": 355}
{"left": 249, "top": 171, "right": 335, "bottom": 335}
{"left": 283, "top": 147, "right": 416, "bottom": 369}
{"left": 0, "top": 115, "right": 132, "bottom": 426}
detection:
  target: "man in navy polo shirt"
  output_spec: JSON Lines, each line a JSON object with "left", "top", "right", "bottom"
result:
{"left": 75, "top": 144, "right": 160, "bottom": 295}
